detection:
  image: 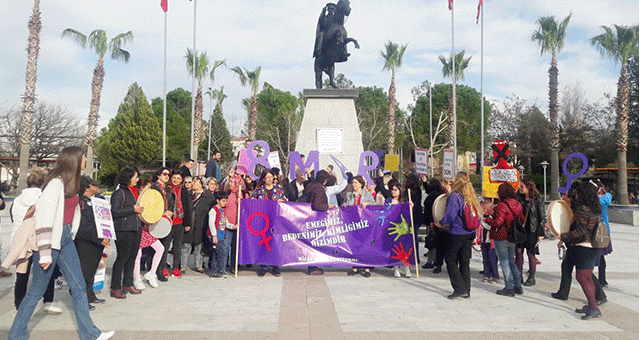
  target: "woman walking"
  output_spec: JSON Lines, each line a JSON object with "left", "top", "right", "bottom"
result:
{"left": 9, "top": 146, "right": 114, "bottom": 340}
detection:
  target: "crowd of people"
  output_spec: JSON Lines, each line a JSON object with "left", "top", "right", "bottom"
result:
{"left": 0, "top": 146, "right": 617, "bottom": 339}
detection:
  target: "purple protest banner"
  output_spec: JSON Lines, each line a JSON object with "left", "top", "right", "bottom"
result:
{"left": 238, "top": 199, "right": 415, "bottom": 267}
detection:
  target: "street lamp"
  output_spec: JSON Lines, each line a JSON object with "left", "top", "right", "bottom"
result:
{"left": 540, "top": 161, "right": 549, "bottom": 201}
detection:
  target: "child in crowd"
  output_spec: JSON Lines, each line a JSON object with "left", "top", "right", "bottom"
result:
{"left": 208, "top": 192, "right": 230, "bottom": 279}
{"left": 479, "top": 198, "right": 499, "bottom": 283}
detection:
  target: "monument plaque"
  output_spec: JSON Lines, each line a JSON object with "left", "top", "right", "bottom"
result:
{"left": 317, "top": 128, "right": 343, "bottom": 154}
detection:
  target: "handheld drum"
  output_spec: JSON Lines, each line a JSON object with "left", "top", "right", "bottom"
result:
{"left": 546, "top": 200, "right": 573, "bottom": 236}
{"left": 432, "top": 193, "right": 450, "bottom": 224}
{"left": 149, "top": 216, "right": 172, "bottom": 239}
{"left": 138, "top": 189, "right": 164, "bottom": 225}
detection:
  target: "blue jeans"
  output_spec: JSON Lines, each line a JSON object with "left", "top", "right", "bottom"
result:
{"left": 494, "top": 240, "right": 522, "bottom": 290}
{"left": 481, "top": 243, "right": 500, "bottom": 279}
{"left": 221, "top": 229, "right": 236, "bottom": 271}
{"left": 9, "top": 224, "right": 102, "bottom": 340}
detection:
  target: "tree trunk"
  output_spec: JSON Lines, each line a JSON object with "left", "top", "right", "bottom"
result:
{"left": 85, "top": 57, "right": 105, "bottom": 177}
{"left": 17, "top": 0, "right": 41, "bottom": 193}
{"left": 616, "top": 65, "right": 630, "bottom": 204}
{"left": 249, "top": 93, "right": 258, "bottom": 140}
{"left": 548, "top": 57, "right": 560, "bottom": 200}
{"left": 387, "top": 72, "right": 396, "bottom": 154}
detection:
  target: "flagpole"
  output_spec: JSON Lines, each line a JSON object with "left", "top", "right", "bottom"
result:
{"left": 190, "top": 0, "right": 197, "bottom": 173}
{"left": 480, "top": 1, "right": 484, "bottom": 194}
{"left": 429, "top": 81, "right": 433, "bottom": 177}
{"left": 451, "top": 1, "right": 457, "bottom": 172}
{"left": 162, "top": 6, "right": 167, "bottom": 167}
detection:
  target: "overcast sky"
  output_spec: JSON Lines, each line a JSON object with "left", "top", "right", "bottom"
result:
{"left": 0, "top": 0, "right": 637, "bottom": 138}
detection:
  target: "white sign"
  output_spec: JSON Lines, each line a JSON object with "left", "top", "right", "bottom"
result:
{"left": 316, "top": 128, "right": 343, "bottom": 154}
{"left": 90, "top": 197, "right": 117, "bottom": 240}
{"left": 442, "top": 149, "right": 455, "bottom": 179}
{"left": 267, "top": 151, "right": 281, "bottom": 170}
{"left": 415, "top": 148, "right": 428, "bottom": 175}
{"left": 489, "top": 168, "right": 519, "bottom": 182}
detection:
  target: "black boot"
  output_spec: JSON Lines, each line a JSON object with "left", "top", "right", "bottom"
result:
{"left": 523, "top": 271, "right": 536, "bottom": 286}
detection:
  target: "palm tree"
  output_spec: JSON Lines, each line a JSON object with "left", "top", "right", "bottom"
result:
{"left": 381, "top": 41, "right": 407, "bottom": 154}
{"left": 438, "top": 50, "right": 472, "bottom": 148}
{"left": 17, "top": 0, "right": 42, "bottom": 192}
{"left": 62, "top": 29, "right": 133, "bottom": 176}
{"left": 531, "top": 13, "right": 571, "bottom": 200}
{"left": 591, "top": 25, "right": 639, "bottom": 204}
{"left": 231, "top": 66, "right": 262, "bottom": 140}
{"left": 185, "top": 49, "right": 211, "bottom": 162}
{"left": 205, "top": 60, "right": 226, "bottom": 158}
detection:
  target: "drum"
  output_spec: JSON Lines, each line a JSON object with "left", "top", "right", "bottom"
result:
{"left": 432, "top": 193, "right": 449, "bottom": 223}
{"left": 138, "top": 189, "right": 164, "bottom": 224}
{"left": 546, "top": 200, "right": 573, "bottom": 235}
{"left": 149, "top": 216, "right": 172, "bottom": 239}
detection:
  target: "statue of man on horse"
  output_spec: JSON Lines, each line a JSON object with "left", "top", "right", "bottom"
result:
{"left": 313, "top": 0, "right": 360, "bottom": 89}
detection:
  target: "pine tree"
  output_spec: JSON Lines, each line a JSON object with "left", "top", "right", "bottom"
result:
{"left": 97, "top": 83, "right": 161, "bottom": 184}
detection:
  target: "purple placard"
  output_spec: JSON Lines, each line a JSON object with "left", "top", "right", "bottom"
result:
{"left": 238, "top": 199, "right": 415, "bottom": 267}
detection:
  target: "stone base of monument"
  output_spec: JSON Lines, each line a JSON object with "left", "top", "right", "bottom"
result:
{"left": 295, "top": 89, "right": 364, "bottom": 181}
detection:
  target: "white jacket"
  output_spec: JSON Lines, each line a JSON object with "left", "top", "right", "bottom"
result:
{"left": 10, "top": 187, "right": 42, "bottom": 242}
{"left": 34, "top": 177, "right": 80, "bottom": 264}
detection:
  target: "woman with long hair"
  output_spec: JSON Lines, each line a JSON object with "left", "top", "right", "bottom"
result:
{"left": 485, "top": 183, "right": 525, "bottom": 297}
{"left": 434, "top": 171, "right": 481, "bottom": 299}
{"left": 9, "top": 146, "right": 114, "bottom": 340}
{"left": 151, "top": 167, "right": 175, "bottom": 282}
{"left": 164, "top": 170, "right": 192, "bottom": 278}
{"left": 386, "top": 180, "right": 412, "bottom": 278}
{"left": 555, "top": 181, "right": 604, "bottom": 320}
{"left": 109, "top": 167, "right": 144, "bottom": 299}
{"left": 516, "top": 179, "right": 546, "bottom": 286}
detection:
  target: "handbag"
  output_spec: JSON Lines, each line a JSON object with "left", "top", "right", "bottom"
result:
{"left": 505, "top": 202, "right": 527, "bottom": 244}
{"left": 591, "top": 217, "right": 610, "bottom": 248}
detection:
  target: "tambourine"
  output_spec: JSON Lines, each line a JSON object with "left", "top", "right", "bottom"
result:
{"left": 432, "top": 193, "right": 450, "bottom": 223}
{"left": 546, "top": 200, "right": 573, "bottom": 236}
{"left": 138, "top": 189, "right": 164, "bottom": 224}
{"left": 149, "top": 216, "right": 172, "bottom": 239}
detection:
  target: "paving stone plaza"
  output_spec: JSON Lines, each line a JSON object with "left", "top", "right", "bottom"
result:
{"left": 0, "top": 212, "right": 637, "bottom": 339}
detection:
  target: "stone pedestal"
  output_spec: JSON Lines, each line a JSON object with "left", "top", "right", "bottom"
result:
{"left": 295, "top": 89, "right": 363, "bottom": 180}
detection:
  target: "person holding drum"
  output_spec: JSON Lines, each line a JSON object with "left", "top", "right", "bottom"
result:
{"left": 183, "top": 176, "right": 216, "bottom": 273}
{"left": 132, "top": 178, "right": 165, "bottom": 289}
{"left": 552, "top": 181, "right": 606, "bottom": 319}
{"left": 151, "top": 167, "right": 175, "bottom": 282}
{"left": 110, "top": 167, "right": 144, "bottom": 299}
{"left": 516, "top": 179, "right": 546, "bottom": 286}
{"left": 485, "top": 182, "right": 525, "bottom": 297}
{"left": 434, "top": 171, "right": 482, "bottom": 299}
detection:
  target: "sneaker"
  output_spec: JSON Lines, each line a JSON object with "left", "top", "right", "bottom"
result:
{"left": 133, "top": 279, "right": 146, "bottom": 291}
{"left": 496, "top": 288, "right": 515, "bottom": 297}
{"left": 144, "top": 272, "right": 159, "bottom": 288}
{"left": 513, "top": 287, "right": 523, "bottom": 295}
{"left": 393, "top": 267, "right": 401, "bottom": 278}
{"left": 97, "top": 330, "right": 115, "bottom": 340}
{"left": 490, "top": 277, "right": 500, "bottom": 284}
{"left": 210, "top": 272, "right": 226, "bottom": 279}
{"left": 162, "top": 268, "right": 170, "bottom": 278}
{"left": 482, "top": 277, "right": 491, "bottom": 283}
{"left": 272, "top": 267, "right": 281, "bottom": 277}
{"left": 432, "top": 266, "right": 442, "bottom": 274}
{"left": 88, "top": 304, "right": 96, "bottom": 311}
{"left": 404, "top": 267, "right": 411, "bottom": 278}
{"left": 54, "top": 277, "right": 67, "bottom": 290}
{"left": 171, "top": 268, "right": 182, "bottom": 278}
{"left": 43, "top": 302, "right": 63, "bottom": 315}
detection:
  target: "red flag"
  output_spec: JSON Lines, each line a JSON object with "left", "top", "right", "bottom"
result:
{"left": 161, "top": 0, "right": 168, "bottom": 12}
{"left": 448, "top": 0, "right": 453, "bottom": 10}
{"left": 476, "top": 0, "right": 483, "bottom": 24}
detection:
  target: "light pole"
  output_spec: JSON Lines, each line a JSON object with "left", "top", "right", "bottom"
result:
{"left": 429, "top": 81, "right": 433, "bottom": 177}
{"left": 541, "top": 161, "right": 549, "bottom": 201}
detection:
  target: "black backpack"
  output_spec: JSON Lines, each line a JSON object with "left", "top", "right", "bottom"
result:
{"left": 505, "top": 202, "right": 527, "bottom": 244}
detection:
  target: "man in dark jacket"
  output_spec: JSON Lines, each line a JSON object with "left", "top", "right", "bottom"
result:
{"left": 286, "top": 169, "right": 310, "bottom": 202}
{"left": 205, "top": 151, "right": 222, "bottom": 182}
